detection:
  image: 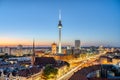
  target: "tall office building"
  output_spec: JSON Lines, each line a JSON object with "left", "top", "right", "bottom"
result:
{"left": 58, "top": 10, "right": 63, "bottom": 54}
{"left": 51, "top": 42, "right": 57, "bottom": 54}
{"left": 75, "top": 40, "right": 81, "bottom": 49}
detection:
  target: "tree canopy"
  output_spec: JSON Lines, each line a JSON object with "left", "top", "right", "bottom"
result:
{"left": 43, "top": 64, "right": 58, "bottom": 79}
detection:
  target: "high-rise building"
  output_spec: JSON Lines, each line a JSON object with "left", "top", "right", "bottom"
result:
{"left": 51, "top": 42, "right": 57, "bottom": 54}
{"left": 75, "top": 40, "right": 81, "bottom": 49}
{"left": 58, "top": 10, "right": 63, "bottom": 54}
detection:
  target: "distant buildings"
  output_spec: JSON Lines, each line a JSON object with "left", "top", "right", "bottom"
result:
{"left": 2, "top": 47, "right": 11, "bottom": 55}
{"left": 17, "top": 44, "right": 23, "bottom": 56}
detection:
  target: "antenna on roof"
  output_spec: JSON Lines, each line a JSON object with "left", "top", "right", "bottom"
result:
{"left": 59, "top": 9, "right": 61, "bottom": 20}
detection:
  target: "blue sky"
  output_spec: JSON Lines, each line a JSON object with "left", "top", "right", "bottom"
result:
{"left": 0, "top": 0, "right": 120, "bottom": 47}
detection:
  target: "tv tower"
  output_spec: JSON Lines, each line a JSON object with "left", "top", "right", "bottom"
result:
{"left": 58, "top": 10, "right": 62, "bottom": 54}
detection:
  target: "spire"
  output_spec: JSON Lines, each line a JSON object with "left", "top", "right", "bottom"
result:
{"left": 33, "top": 39, "right": 35, "bottom": 56}
{"left": 31, "top": 39, "right": 35, "bottom": 66}
{"left": 59, "top": 9, "right": 61, "bottom": 20}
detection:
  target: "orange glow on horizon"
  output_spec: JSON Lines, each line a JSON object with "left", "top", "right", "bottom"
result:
{"left": 0, "top": 38, "right": 53, "bottom": 47}
{"left": 0, "top": 41, "right": 102, "bottom": 47}
{"left": 0, "top": 41, "right": 52, "bottom": 47}
{"left": 0, "top": 38, "right": 105, "bottom": 47}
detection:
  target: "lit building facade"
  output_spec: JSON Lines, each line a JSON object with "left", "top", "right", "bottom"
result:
{"left": 17, "top": 44, "right": 23, "bottom": 56}
{"left": 2, "top": 47, "right": 11, "bottom": 55}
{"left": 51, "top": 42, "right": 57, "bottom": 54}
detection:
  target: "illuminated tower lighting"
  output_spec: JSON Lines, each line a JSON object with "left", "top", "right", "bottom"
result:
{"left": 58, "top": 10, "right": 62, "bottom": 54}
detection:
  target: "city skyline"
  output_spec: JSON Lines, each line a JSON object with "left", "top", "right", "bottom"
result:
{"left": 0, "top": 0, "right": 120, "bottom": 47}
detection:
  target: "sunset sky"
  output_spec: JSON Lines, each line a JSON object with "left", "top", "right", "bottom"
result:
{"left": 0, "top": 0, "right": 120, "bottom": 47}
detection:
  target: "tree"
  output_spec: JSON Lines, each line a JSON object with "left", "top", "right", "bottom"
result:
{"left": 43, "top": 64, "right": 58, "bottom": 79}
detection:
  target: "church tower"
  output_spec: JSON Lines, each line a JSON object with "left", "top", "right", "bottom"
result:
{"left": 52, "top": 42, "right": 57, "bottom": 54}
{"left": 31, "top": 39, "right": 35, "bottom": 66}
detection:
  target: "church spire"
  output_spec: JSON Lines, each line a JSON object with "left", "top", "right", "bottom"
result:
{"left": 33, "top": 39, "right": 35, "bottom": 56}
{"left": 31, "top": 39, "right": 35, "bottom": 66}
